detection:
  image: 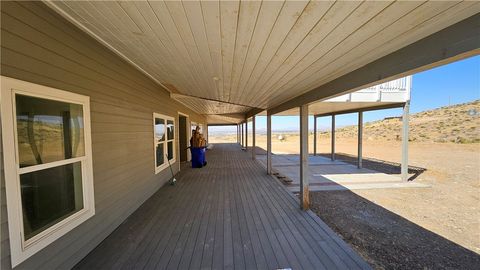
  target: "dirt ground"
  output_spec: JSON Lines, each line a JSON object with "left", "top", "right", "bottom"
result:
{"left": 310, "top": 190, "right": 480, "bottom": 269}
{"left": 211, "top": 134, "right": 480, "bottom": 269}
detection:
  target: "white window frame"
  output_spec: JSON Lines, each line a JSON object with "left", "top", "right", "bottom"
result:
{"left": 0, "top": 76, "right": 95, "bottom": 267}
{"left": 190, "top": 122, "right": 206, "bottom": 139}
{"left": 153, "top": 113, "right": 176, "bottom": 174}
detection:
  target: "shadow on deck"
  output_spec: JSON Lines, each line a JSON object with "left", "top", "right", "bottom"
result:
{"left": 255, "top": 150, "right": 429, "bottom": 192}
{"left": 318, "top": 152, "right": 427, "bottom": 181}
{"left": 74, "top": 143, "right": 370, "bottom": 270}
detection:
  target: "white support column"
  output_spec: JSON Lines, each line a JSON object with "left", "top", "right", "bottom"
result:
{"left": 205, "top": 125, "right": 209, "bottom": 144}
{"left": 401, "top": 101, "right": 410, "bottom": 181}
{"left": 331, "top": 114, "right": 335, "bottom": 161}
{"left": 243, "top": 122, "right": 246, "bottom": 148}
{"left": 241, "top": 122, "right": 244, "bottom": 148}
{"left": 241, "top": 123, "right": 243, "bottom": 145}
{"left": 245, "top": 119, "right": 248, "bottom": 151}
{"left": 252, "top": 116, "right": 256, "bottom": 159}
{"left": 267, "top": 113, "right": 272, "bottom": 175}
{"left": 300, "top": 104, "right": 309, "bottom": 210}
{"left": 358, "top": 111, "right": 363, "bottom": 169}
{"left": 313, "top": 116, "right": 317, "bottom": 156}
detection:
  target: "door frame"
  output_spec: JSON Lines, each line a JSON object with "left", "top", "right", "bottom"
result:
{"left": 178, "top": 112, "right": 190, "bottom": 170}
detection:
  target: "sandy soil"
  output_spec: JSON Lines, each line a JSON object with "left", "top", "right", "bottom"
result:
{"left": 210, "top": 134, "right": 480, "bottom": 268}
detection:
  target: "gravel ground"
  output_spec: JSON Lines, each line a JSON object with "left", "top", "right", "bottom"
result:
{"left": 310, "top": 191, "right": 480, "bottom": 270}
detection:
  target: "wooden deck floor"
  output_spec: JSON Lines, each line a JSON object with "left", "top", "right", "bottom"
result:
{"left": 75, "top": 143, "right": 370, "bottom": 270}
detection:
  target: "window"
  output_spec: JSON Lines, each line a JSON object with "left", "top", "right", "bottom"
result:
{"left": 191, "top": 122, "right": 197, "bottom": 136}
{"left": 1, "top": 77, "right": 95, "bottom": 267}
{"left": 191, "top": 122, "right": 204, "bottom": 135}
{"left": 154, "top": 113, "right": 175, "bottom": 173}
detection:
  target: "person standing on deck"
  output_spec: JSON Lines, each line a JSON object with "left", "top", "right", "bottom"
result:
{"left": 190, "top": 126, "right": 207, "bottom": 167}
{"left": 191, "top": 126, "right": 206, "bottom": 148}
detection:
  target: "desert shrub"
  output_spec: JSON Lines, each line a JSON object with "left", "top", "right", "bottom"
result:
{"left": 455, "top": 136, "right": 468, "bottom": 144}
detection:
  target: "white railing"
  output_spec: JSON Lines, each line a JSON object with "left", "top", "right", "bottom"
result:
{"left": 325, "top": 76, "right": 411, "bottom": 103}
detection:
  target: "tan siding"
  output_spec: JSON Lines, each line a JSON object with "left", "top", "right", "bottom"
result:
{"left": 1, "top": 114, "right": 11, "bottom": 270}
{"left": 0, "top": 1, "right": 206, "bottom": 269}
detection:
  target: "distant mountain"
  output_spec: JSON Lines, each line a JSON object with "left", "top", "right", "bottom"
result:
{"left": 318, "top": 100, "right": 480, "bottom": 143}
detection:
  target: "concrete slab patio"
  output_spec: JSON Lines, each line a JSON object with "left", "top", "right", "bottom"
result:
{"left": 256, "top": 154, "right": 430, "bottom": 192}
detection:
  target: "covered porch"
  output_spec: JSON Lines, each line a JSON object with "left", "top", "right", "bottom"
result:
{"left": 74, "top": 144, "right": 369, "bottom": 270}
{"left": 1, "top": 1, "right": 479, "bottom": 269}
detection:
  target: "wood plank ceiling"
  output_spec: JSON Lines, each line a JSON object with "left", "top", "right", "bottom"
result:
{"left": 46, "top": 0, "right": 480, "bottom": 120}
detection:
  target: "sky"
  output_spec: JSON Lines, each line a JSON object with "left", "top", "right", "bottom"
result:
{"left": 210, "top": 55, "right": 480, "bottom": 134}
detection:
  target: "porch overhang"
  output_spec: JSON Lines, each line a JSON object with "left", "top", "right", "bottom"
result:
{"left": 266, "top": 13, "right": 480, "bottom": 116}
{"left": 44, "top": 1, "right": 480, "bottom": 123}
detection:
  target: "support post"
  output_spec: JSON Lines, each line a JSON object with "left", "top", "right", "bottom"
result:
{"left": 358, "top": 111, "right": 363, "bottom": 169}
{"left": 331, "top": 114, "right": 335, "bottom": 161}
{"left": 252, "top": 116, "right": 256, "bottom": 159}
{"left": 313, "top": 116, "right": 317, "bottom": 156}
{"left": 236, "top": 124, "right": 239, "bottom": 144}
{"left": 246, "top": 119, "right": 248, "bottom": 151}
{"left": 239, "top": 124, "right": 241, "bottom": 145}
{"left": 300, "top": 104, "right": 309, "bottom": 210}
{"left": 243, "top": 122, "right": 245, "bottom": 148}
{"left": 241, "top": 122, "right": 244, "bottom": 148}
{"left": 401, "top": 101, "right": 410, "bottom": 181}
{"left": 205, "top": 125, "right": 208, "bottom": 144}
{"left": 267, "top": 113, "right": 272, "bottom": 175}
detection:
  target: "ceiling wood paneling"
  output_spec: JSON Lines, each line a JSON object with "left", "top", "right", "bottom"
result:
{"left": 45, "top": 0, "right": 479, "bottom": 122}
{"left": 171, "top": 94, "right": 251, "bottom": 115}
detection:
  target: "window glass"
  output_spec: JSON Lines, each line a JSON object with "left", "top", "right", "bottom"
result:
{"left": 2, "top": 78, "right": 96, "bottom": 266}
{"left": 167, "top": 141, "right": 173, "bottom": 160}
{"left": 191, "top": 124, "right": 196, "bottom": 136}
{"left": 155, "top": 118, "right": 165, "bottom": 141}
{"left": 16, "top": 94, "right": 85, "bottom": 167}
{"left": 154, "top": 114, "right": 175, "bottom": 173}
{"left": 167, "top": 120, "right": 174, "bottom": 140}
{"left": 20, "top": 162, "right": 83, "bottom": 240}
{"left": 156, "top": 143, "right": 164, "bottom": 166}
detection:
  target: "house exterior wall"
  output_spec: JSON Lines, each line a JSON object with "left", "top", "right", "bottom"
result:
{"left": 0, "top": 1, "right": 206, "bottom": 269}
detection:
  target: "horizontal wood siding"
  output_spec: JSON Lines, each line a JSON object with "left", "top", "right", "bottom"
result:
{"left": 1, "top": 116, "right": 11, "bottom": 269}
{"left": 0, "top": 1, "right": 206, "bottom": 269}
